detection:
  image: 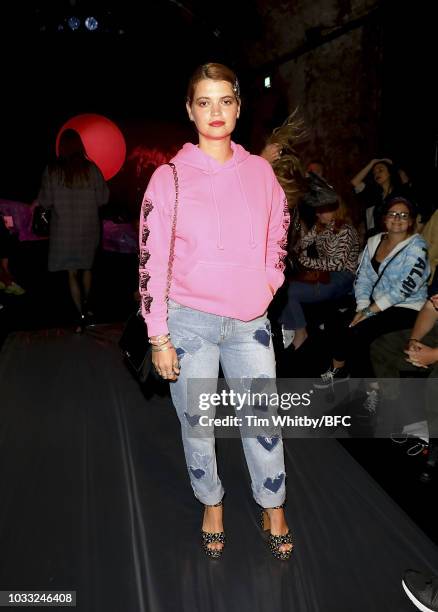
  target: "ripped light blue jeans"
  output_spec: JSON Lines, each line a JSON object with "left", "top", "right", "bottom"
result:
{"left": 167, "top": 300, "right": 286, "bottom": 508}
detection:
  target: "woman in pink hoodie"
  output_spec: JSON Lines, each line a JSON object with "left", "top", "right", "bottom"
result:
{"left": 139, "top": 63, "right": 293, "bottom": 560}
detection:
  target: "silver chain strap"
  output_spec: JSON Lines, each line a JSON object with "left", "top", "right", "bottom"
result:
{"left": 165, "top": 162, "right": 179, "bottom": 302}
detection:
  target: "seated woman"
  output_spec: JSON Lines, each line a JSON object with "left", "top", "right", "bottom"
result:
{"left": 279, "top": 175, "right": 360, "bottom": 350}
{"left": 351, "top": 158, "right": 410, "bottom": 238}
{"left": 316, "top": 196, "right": 430, "bottom": 390}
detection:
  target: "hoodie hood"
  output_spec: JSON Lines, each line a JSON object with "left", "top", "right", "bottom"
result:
{"left": 356, "top": 232, "right": 423, "bottom": 275}
{"left": 171, "top": 142, "right": 254, "bottom": 249}
{"left": 366, "top": 232, "right": 422, "bottom": 260}
{"left": 172, "top": 141, "right": 251, "bottom": 173}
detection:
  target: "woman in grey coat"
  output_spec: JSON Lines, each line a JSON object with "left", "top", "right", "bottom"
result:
{"left": 38, "top": 129, "right": 109, "bottom": 331}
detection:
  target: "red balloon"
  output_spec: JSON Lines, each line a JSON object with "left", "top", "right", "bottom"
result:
{"left": 56, "top": 114, "right": 126, "bottom": 180}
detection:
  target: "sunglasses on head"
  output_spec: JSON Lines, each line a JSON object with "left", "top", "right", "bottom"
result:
{"left": 386, "top": 211, "right": 410, "bottom": 220}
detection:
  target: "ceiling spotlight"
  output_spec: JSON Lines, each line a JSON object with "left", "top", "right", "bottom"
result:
{"left": 85, "top": 16, "right": 99, "bottom": 31}
{"left": 67, "top": 16, "right": 81, "bottom": 30}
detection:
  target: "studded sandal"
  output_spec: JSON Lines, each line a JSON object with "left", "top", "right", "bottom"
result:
{"left": 260, "top": 504, "right": 294, "bottom": 560}
{"left": 201, "top": 500, "right": 225, "bottom": 559}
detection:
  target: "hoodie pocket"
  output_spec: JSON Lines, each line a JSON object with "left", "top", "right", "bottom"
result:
{"left": 184, "top": 261, "right": 272, "bottom": 319}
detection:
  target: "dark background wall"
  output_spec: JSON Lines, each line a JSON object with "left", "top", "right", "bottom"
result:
{"left": 1, "top": 1, "right": 436, "bottom": 213}
{"left": 240, "top": 0, "right": 437, "bottom": 209}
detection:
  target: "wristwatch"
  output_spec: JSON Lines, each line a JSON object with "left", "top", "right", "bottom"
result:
{"left": 361, "top": 306, "right": 376, "bottom": 318}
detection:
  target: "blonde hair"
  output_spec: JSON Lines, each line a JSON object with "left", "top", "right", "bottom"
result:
{"left": 266, "top": 110, "right": 307, "bottom": 209}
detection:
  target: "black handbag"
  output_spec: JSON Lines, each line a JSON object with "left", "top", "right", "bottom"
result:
{"left": 32, "top": 205, "right": 51, "bottom": 237}
{"left": 119, "top": 162, "right": 179, "bottom": 383}
{"left": 119, "top": 310, "right": 152, "bottom": 382}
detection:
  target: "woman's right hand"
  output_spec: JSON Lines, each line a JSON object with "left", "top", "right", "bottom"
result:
{"left": 260, "top": 143, "right": 282, "bottom": 164}
{"left": 407, "top": 338, "right": 421, "bottom": 352}
{"left": 152, "top": 345, "right": 180, "bottom": 381}
{"left": 349, "top": 311, "right": 366, "bottom": 327}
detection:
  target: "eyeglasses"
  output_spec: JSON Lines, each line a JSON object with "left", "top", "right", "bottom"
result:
{"left": 386, "top": 211, "right": 410, "bottom": 220}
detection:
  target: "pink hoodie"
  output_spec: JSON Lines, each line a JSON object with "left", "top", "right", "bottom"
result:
{"left": 139, "top": 141, "right": 289, "bottom": 336}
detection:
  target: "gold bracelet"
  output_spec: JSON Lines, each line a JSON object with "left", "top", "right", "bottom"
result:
{"left": 149, "top": 334, "right": 171, "bottom": 346}
{"left": 150, "top": 340, "right": 172, "bottom": 350}
{"left": 151, "top": 344, "right": 174, "bottom": 353}
{"left": 149, "top": 334, "right": 170, "bottom": 342}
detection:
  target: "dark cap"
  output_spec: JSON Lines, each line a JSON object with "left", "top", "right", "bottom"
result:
{"left": 301, "top": 172, "right": 339, "bottom": 208}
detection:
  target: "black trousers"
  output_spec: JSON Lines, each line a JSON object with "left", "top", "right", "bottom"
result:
{"left": 327, "top": 306, "right": 418, "bottom": 377}
{"left": 371, "top": 326, "right": 438, "bottom": 440}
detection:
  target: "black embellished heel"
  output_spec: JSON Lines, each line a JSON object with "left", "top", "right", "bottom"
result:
{"left": 260, "top": 504, "right": 294, "bottom": 560}
{"left": 201, "top": 500, "right": 225, "bottom": 559}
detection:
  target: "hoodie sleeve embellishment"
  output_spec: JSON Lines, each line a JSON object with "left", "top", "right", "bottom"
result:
{"left": 140, "top": 271, "right": 151, "bottom": 291}
{"left": 139, "top": 197, "right": 154, "bottom": 314}
{"left": 275, "top": 197, "right": 291, "bottom": 271}
{"left": 142, "top": 226, "right": 150, "bottom": 243}
{"left": 140, "top": 249, "right": 151, "bottom": 267}
{"left": 282, "top": 197, "right": 291, "bottom": 231}
{"left": 142, "top": 199, "right": 154, "bottom": 219}
{"left": 142, "top": 295, "right": 153, "bottom": 314}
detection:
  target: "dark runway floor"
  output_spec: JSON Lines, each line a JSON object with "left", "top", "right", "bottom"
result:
{"left": 1, "top": 325, "right": 438, "bottom": 612}
{"left": 1, "top": 240, "right": 438, "bottom": 611}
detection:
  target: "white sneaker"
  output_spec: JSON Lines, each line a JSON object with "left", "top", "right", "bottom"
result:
{"left": 314, "top": 366, "right": 350, "bottom": 389}
{"left": 5, "top": 282, "right": 26, "bottom": 296}
{"left": 402, "top": 569, "right": 438, "bottom": 612}
{"left": 362, "top": 389, "right": 379, "bottom": 414}
{"left": 402, "top": 421, "right": 429, "bottom": 444}
{"left": 281, "top": 326, "right": 295, "bottom": 350}
{"left": 407, "top": 441, "right": 429, "bottom": 456}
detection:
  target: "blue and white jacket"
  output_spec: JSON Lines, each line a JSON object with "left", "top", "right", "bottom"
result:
{"left": 355, "top": 232, "right": 430, "bottom": 312}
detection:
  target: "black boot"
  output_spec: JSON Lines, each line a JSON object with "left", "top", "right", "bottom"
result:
{"left": 82, "top": 300, "right": 95, "bottom": 327}
{"left": 74, "top": 312, "right": 86, "bottom": 334}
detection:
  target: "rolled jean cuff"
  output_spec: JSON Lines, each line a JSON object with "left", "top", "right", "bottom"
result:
{"left": 256, "top": 491, "right": 286, "bottom": 509}
{"left": 193, "top": 486, "right": 225, "bottom": 507}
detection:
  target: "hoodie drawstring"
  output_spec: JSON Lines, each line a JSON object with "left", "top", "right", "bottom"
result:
{"left": 208, "top": 175, "right": 224, "bottom": 250}
{"left": 207, "top": 156, "right": 257, "bottom": 250}
{"left": 178, "top": 142, "right": 256, "bottom": 250}
{"left": 234, "top": 156, "right": 256, "bottom": 249}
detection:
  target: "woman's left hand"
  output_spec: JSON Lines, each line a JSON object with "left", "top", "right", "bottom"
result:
{"left": 404, "top": 343, "right": 438, "bottom": 368}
